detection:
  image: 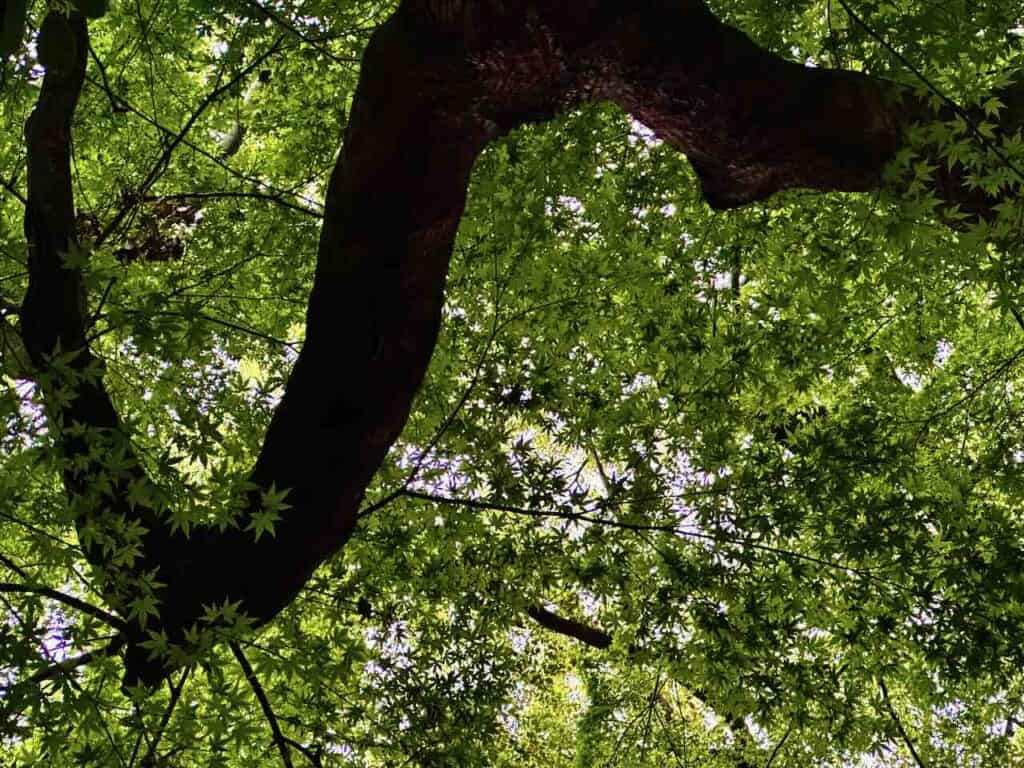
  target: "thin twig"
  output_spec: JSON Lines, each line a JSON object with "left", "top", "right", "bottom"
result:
{"left": 282, "top": 736, "right": 323, "bottom": 768}
{"left": 358, "top": 272, "right": 504, "bottom": 518}
{"left": 764, "top": 725, "right": 792, "bottom": 768}
{"left": 398, "top": 489, "right": 903, "bottom": 588}
{"left": 836, "top": 0, "right": 1024, "bottom": 184}
{"left": 135, "top": 666, "right": 192, "bottom": 768}
{"left": 880, "top": 678, "right": 927, "bottom": 768}
{"left": 26, "top": 634, "right": 125, "bottom": 687}
{"left": 0, "top": 172, "right": 27, "bottom": 206}
{"left": 86, "top": 276, "right": 117, "bottom": 333}
{"left": 231, "top": 642, "right": 295, "bottom": 768}
{"left": 0, "top": 582, "right": 126, "bottom": 629}
{"left": 87, "top": 42, "right": 129, "bottom": 115}
{"left": 143, "top": 191, "right": 321, "bottom": 218}
{"left": 242, "top": 0, "right": 360, "bottom": 66}
{"left": 94, "top": 308, "right": 297, "bottom": 350}
{"left": 0, "top": 552, "right": 30, "bottom": 579}
{"left": 82, "top": 75, "right": 322, "bottom": 215}
{"left": 96, "top": 35, "right": 287, "bottom": 248}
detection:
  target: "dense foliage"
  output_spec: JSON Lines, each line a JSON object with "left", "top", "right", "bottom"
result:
{"left": 2, "top": 0, "right": 1024, "bottom": 765}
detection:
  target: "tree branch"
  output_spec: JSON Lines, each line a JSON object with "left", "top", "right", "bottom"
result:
{"left": 880, "top": 678, "right": 927, "bottom": 768}
{"left": 0, "top": 172, "right": 26, "bottom": 206}
{"left": 526, "top": 605, "right": 612, "bottom": 649}
{"left": 18, "top": 8, "right": 170, "bottom": 679}
{"left": 95, "top": 35, "right": 287, "bottom": 248}
{"left": 765, "top": 725, "right": 793, "bottom": 768}
{"left": 25, "top": 0, "right": 1024, "bottom": 692}
{"left": 82, "top": 74, "right": 323, "bottom": 214}
{"left": 0, "top": 552, "right": 30, "bottom": 580}
{"left": 136, "top": 666, "right": 191, "bottom": 768}
{"left": 87, "top": 42, "right": 129, "bottom": 115}
{"left": 142, "top": 191, "right": 321, "bottom": 219}
{"left": 242, "top": 0, "right": 361, "bottom": 66}
{"left": 525, "top": 603, "right": 758, "bottom": 767}
{"left": 231, "top": 642, "right": 295, "bottom": 768}
{"left": 0, "top": 583, "right": 126, "bottom": 629}
{"left": 836, "top": 0, "right": 1024, "bottom": 185}
{"left": 399, "top": 488, "right": 893, "bottom": 587}
{"left": 25, "top": 634, "right": 125, "bottom": 687}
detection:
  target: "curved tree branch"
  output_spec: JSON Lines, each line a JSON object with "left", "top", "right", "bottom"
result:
{"left": 18, "top": 10, "right": 164, "bottom": 613}
{"left": 21, "top": 1, "right": 1024, "bottom": 691}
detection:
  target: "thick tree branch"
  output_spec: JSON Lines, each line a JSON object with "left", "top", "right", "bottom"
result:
{"left": 526, "top": 605, "right": 612, "bottom": 649}
{"left": 23, "top": 0, "right": 1024, "bottom": 692}
{"left": 19, "top": 8, "right": 166, "bottom": 639}
{"left": 16, "top": 12, "right": 192, "bottom": 691}
{"left": 215, "top": 3, "right": 1016, "bottom": 675}
{"left": 121, "top": 0, "right": 500, "bottom": 686}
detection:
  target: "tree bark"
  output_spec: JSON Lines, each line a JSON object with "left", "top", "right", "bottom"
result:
{"left": 20, "top": 0, "right": 1023, "bottom": 688}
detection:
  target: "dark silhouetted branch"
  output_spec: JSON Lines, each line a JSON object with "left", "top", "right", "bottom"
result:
{"left": 527, "top": 605, "right": 612, "bottom": 650}
{"left": 231, "top": 642, "right": 295, "bottom": 768}
{"left": 880, "top": 678, "right": 927, "bottom": 768}
{"left": 0, "top": 583, "right": 126, "bottom": 629}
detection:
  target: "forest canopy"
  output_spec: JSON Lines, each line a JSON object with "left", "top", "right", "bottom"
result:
{"left": 2, "top": 0, "right": 1024, "bottom": 766}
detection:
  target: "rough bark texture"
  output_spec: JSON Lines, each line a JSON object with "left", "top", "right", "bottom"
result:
{"left": 19, "top": 0, "right": 1023, "bottom": 688}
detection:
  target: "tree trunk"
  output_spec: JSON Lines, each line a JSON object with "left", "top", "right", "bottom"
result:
{"left": 20, "top": 0, "right": 1021, "bottom": 688}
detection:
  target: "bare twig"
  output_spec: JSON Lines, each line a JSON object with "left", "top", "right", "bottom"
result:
{"left": 880, "top": 678, "right": 927, "bottom": 768}
{"left": 0, "top": 582, "right": 126, "bottom": 629}
{"left": 134, "top": 667, "right": 192, "bottom": 768}
{"left": 231, "top": 642, "right": 295, "bottom": 768}
{"left": 765, "top": 725, "right": 792, "bottom": 768}
{"left": 143, "top": 191, "right": 321, "bottom": 218}
{"left": 96, "top": 35, "right": 287, "bottom": 247}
